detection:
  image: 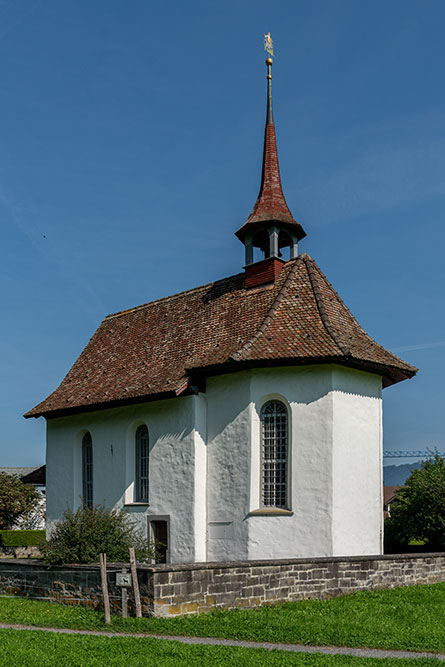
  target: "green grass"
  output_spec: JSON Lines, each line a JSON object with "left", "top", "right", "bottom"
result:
{"left": 0, "top": 530, "right": 45, "bottom": 547}
{"left": 0, "top": 630, "right": 442, "bottom": 667}
{"left": 0, "top": 583, "right": 444, "bottom": 654}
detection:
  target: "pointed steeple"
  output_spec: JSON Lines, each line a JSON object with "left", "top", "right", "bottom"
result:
{"left": 236, "top": 57, "right": 306, "bottom": 269}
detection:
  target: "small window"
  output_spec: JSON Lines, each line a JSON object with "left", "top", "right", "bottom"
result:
{"left": 82, "top": 432, "right": 93, "bottom": 508}
{"left": 135, "top": 425, "right": 149, "bottom": 502}
{"left": 261, "top": 401, "right": 288, "bottom": 508}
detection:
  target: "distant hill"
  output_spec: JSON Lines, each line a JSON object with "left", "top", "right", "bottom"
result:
{"left": 383, "top": 462, "right": 422, "bottom": 486}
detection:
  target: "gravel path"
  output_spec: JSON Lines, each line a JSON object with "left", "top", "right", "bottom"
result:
{"left": 0, "top": 623, "right": 444, "bottom": 661}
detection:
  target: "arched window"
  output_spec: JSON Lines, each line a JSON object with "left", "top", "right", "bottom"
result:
{"left": 82, "top": 432, "right": 93, "bottom": 508}
{"left": 261, "top": 401, "right": 288, "bottom": 508}
{"left": 135, "top": 425, "right": 149, "bottom": 502}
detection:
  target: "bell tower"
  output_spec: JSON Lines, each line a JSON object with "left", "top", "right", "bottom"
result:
{"left": 235, "top": 56, "right": 306, "bottom": 288}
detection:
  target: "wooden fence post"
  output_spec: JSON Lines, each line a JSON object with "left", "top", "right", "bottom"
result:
{"left": 129, "top": 547, "right": 142, "bottom": 618}
{"left": 121, "top": 567, "right": 128, "bottom": 619}
{"left": 99, "top": 552, "right": 111, "bottom": 624}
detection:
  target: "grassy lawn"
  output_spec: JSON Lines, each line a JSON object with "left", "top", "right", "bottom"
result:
{"left": 0, "top": 583, "right": 444, "bottom": 654}
{"left": 0, "top": 629, "right": 442, "bottom": 667}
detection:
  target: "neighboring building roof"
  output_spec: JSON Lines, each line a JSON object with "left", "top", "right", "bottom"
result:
{"left": 0, "top": 467, "right": 39, "bottom": 478}
{"left": 20, "top": 465, "right": 46, "bottom": 486}
{"left": 384, "top": 485, "right": 401, "bottom": 506}
{"left": 25, "top": 253, "right": 417, "bottom": 420}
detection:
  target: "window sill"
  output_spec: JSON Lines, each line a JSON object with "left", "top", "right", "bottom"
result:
{"left": 124, "top": 502, "right": 150, "bottom": 507}
{"left": 248, "top": 508, "right": 293, "bottom": 516}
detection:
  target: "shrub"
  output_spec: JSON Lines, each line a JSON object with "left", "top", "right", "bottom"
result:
{"left": 385, "top": 453, "right": 445, "bottom": 552}
{"left": 0, "top": 529, "right": 45, "bottom": 547}
{"left": 40, "top": 504, "right": 156, "bottom": 565}
{"left": 0, "top": 473, "right": 41, "bottom": 530}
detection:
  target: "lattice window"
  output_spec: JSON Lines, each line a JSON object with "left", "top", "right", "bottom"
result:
{"left": 261, "top": 401, "right": 288, "bottom": 508}
{"left": 82, "top": 432, "right": 93, "bottom": 508}
{"left": 136, "top": 425, "right": 149, "bottom": 502}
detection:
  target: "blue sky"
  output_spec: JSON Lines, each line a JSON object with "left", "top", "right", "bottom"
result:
{"left": 1, "top": 0, "right": 445, "bottom": 466}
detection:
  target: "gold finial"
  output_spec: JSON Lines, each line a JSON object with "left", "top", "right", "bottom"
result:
{"left": 264, "top": 32, "right": 274, "bottom": 57}
{"left": 265, "top": 57, "right": 273, "bottom": 66}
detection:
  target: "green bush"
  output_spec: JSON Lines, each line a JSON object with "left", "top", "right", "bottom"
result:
{"left": 40, "top": 504, "right": 156, "bottom": 565}
{"left": 385, "top": 453, "right": 445, "bottom": 553}
{"left": 0, "top": 529, "right": 45, "bottom": 547}
{"left": 0, "top": 473, "right": 41, "bottom": 530}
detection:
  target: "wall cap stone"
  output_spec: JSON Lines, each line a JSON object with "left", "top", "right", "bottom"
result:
{"left": 1, "top": 553, "right": 444, "bottom": 575}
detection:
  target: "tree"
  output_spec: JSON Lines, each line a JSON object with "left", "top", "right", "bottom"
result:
{"left": 41, "top": 503, "right": 156, "bottom": 565}
{"left": 0, "top": 472, "right": 41, "bottom": 530}
{"left": 385, "top": 453, "right": 445, "bottom": 552}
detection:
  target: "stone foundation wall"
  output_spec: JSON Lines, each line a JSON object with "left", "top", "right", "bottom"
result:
{"left": 152, "top": 553, "right": 445, "bottom": 616}
{"left": 0, "top": 545, "right": 40, "bottom": 559}
{"left": 0, "top": 553, "right": 444, "bottom": 618}
{"left": 0, "top": 560, "right": 154, "bottom": 616}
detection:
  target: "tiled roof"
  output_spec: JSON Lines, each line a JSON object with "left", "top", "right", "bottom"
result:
{"left": 25, "top": 254, "right": 417, "bottom": 419}
{"left": 20, "top": 465, "right": 46, "bottom": 486}
{"left": 384, "top": 486, "right": 401, "bottom": 505}
{"left": 0, "top": 467, "right": 39, "bottom": 477}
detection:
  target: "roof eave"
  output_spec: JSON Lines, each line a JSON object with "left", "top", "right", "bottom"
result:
{"left": 187, "top": 356, "right": 417, "bottom": 387}
{"left": 235, "top": 218, "right": 307, "bottom": 243}
{"left": 25, "top": 355, "right": 416, "bottom": 421}
{"left": 23, "top": 388, "right": 182, "bottom": 420}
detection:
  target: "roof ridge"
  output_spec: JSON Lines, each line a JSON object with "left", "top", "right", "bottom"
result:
{"left": 105, "top": 272, "right": 245, "bottom": 321}
{"left": 303, "top": 255, "right": 351, "bottom": 356}
{"left": 231, "top": 257, "right": 302, "bottom": 361}
{"left": 307, "top": 259, "right": 415, "bottom": 370}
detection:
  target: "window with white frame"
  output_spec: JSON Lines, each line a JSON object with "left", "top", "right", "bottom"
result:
{"left": 82, "top": 432, "right": 93, "bottom": 508}
{"left": 261, "top": 400, "right": 288, "bottom": 508}
{"left": 135, "top": 425, "right": 149, "bottom": 502}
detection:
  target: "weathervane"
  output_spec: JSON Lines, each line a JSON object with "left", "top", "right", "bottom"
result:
{"left": 264, "top": 33, "right": 274, "bottom": 122}
{"left": 264, "top": 32, "right": 274, "bottom": 57}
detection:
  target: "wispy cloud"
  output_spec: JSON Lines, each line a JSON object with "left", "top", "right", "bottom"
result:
{"left": 392, "top": 341, "right": 445, "bottom": 353}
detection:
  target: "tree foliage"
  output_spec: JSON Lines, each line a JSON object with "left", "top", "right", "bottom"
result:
{"left": 385, "top": 454, "right": 445, "bottom": 552}
{"left": 41, "top": 503, "right": 156, "bottom": 565}
{"left": 0, "top": 473, "right": 41, "bottom": 530}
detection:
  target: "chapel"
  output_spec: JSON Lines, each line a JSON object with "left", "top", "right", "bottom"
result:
{"left": 26, "top": 58, "right": 416, "bottom": 563}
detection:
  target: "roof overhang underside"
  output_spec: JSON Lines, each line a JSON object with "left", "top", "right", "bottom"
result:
{"left": 27, "top": 357, "right": 414, "bottom": 420}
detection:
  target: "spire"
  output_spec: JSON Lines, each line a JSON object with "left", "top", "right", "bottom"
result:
{"left": 235, "top": 56, "right": 306, "bottom": 246}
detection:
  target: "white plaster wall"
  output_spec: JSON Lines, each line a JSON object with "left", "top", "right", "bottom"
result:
{"left": 205, "top": 365, "right": 383, "bottom": 561}
{"left": 206, "top": 366, "right": 335, "bottom": 561}
{"left": 46, "top": 363, "right": 383, "bottom": 564}
{"left": 46, "top": 395, "right": 202, "bottom": 563}
{"left": 248, "top": 366, "right": 335, "bottom": 559}
{"left": 193, "top": 393, "right": 207, "bottom": 562}
{"left": 206, "top": 372, "right": 252, "bottom": 561}
{"left": 331, "top": 367, "right": 383, "bottom": 556}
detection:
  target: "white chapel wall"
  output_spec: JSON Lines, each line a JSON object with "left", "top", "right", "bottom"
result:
{"left": 206, "top": 371, "right": 252, "bottom": 561}
{"left": 248, "top": 366, "right": 335, "bottom": 559}
{"left": 46, "top": 363, "right": 383, "bottom": 565}
{"left": 205, "top": 364, "right": 383, "bottom": 561}
{"left": 46, "top": 394, "right": 202, "bottom": 563}
{"left": 206, "top": 366, "right": 337, "bottom": 561}
{"left": 331, "top": 366, "right": 383, "bottom": 556}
